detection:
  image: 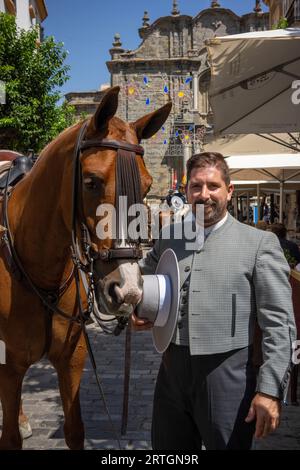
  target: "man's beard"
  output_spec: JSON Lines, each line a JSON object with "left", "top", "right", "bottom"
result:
{"left": 195, "top": 200, "right": 226, "bottom": 225}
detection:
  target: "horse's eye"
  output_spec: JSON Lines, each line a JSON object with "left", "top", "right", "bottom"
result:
{"left": 83, "top": 177, "right": 99, "bottom": 191}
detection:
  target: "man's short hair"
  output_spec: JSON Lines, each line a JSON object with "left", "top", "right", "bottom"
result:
{"left": 271, "top": 223, "right": 287, "bottom": 239}
{"left": 186, "top": 152, "right": 231, "bottom": 186}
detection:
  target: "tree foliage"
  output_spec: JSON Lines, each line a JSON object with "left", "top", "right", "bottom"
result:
{"left": 272, "top": 17, "right": 289, "bottom": 30}
{"left": 0, "top": 13, "right": 76, "bottom": 153}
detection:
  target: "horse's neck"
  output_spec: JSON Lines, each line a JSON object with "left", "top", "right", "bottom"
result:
{"left": 8, "top": 129, "right": 77, "bottom": 289}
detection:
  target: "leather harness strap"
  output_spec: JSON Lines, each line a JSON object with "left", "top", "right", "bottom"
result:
{"left": 94, "top": 247, "right": 143, "bottom": 261}
{"left": 80, "top": 138, "right": 144, "bottom": 156}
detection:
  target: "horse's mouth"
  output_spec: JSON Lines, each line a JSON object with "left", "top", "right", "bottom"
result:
{"left": 96, "top": 292, "right": 134, "bottom": 318}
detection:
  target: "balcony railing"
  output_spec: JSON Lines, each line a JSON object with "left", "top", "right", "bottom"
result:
{"left": 283, "top": 0, "right": 300, "bottom": 23}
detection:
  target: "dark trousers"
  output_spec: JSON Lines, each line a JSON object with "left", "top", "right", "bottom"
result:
{"left": 152, "top": 344, "right": 256, "bottom": 450}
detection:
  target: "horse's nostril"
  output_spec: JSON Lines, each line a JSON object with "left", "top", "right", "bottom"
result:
{"left": 108, "top": 283, "right": 123, "bottom": 305}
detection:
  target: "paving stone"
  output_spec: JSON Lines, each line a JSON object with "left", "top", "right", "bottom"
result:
{"left": 1, "top": 324, "right": 300, "bottom": 450}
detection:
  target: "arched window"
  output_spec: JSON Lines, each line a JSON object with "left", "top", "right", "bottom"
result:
{"left": 198, "top": 69, "right": 211, "bottom": 116}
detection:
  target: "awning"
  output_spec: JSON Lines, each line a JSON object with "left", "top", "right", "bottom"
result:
{"left": 206, "top": 28, "right": 300, "bottom": 135}
{"left": 225, "top": 152, "right": 300, "bottom": 222}
{"left": 204, "top": 132, "right": 300, "bottom": 155}
{"left": 226, "top": 152, "right": 300, "bottom": 184}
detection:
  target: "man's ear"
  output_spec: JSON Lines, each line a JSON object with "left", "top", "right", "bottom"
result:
{"left": 86, "top": 86, "right": 120, "bottom": 136}
{"left": 132, "top": 102, "right": 172, "bottom": 141}
{"left": 227, "top": 183, "right": 234, "bottom": 201}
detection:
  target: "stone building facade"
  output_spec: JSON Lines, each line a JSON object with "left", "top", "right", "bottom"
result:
{"left": 67, "top": 1, "right": 269, "bottom": 199}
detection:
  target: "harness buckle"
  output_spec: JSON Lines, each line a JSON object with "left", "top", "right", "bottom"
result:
{"left": 98, "top": 249, "right": 110, "bottom": 261}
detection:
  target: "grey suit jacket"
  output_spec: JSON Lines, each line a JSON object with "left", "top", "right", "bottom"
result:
{"left": 139, "top": 213, "right": 296, "bottom": 399}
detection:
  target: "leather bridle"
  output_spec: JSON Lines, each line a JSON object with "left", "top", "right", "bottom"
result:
{"left": 72, "top": 121, "right": 145, "bottom": 264}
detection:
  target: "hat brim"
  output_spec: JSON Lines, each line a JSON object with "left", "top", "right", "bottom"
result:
{"left": 152, "top": 249, "right": 180, "bottom": 353}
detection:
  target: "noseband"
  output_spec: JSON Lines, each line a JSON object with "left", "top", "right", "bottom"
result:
{"left": 72, "top": 121, "right": 145, "bottom": 263}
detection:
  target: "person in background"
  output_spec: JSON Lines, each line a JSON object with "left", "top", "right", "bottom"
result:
{"left": 270, "top": 223, "right": 300, "bottom": 268}
{"left": 256, "top": 220, "right": 268, "bottom": 231}
{"left": 165, "top": 189, "right": 175, "bottom": 207}
{"left": 175, "top": 183, "right": 186, "bottom": 203}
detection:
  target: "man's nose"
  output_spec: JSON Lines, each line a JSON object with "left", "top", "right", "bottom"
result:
{"left": 199, "top": 186, "right": 210, "bottom": 201}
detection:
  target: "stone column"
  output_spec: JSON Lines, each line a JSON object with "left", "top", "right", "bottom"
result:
{"left": 183, "top": 143, "right": 192, "bottom": 178}
{"left": 192, "top": 73, "right": 199, "bottom": 111}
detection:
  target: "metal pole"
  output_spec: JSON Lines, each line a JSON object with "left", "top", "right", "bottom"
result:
{"left": 233, "top": 194, "right": 238, "bottom": 219}
{"left": 280, "top": 181, "right": 284, "bottom": 223}
{"left": 257, "top": 184, "right": 260, "bottom": 221}
{"left": 246, "top": 192, "right": 250, "bottom": 223}
{"left": 270, "top": 193, "right": 275, "bottom": 223}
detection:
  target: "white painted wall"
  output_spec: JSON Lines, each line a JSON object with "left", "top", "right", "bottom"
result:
{"left": 15, "top": 0, "right": 31, "bottom": 30}
{"left": 0, "top": 0, "right": 44, "bottom": 31}
{"left": 0, "top": 0, "right": 6, "bottom": 13}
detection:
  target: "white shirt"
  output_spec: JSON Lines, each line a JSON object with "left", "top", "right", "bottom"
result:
{"left": 204, "top": 212, "right": 228, "bottom": 239}
{"left": 195, "top": 212, "right": 228, "bottom": 249}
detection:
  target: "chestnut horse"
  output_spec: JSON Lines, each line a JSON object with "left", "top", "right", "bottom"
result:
{"left": 0, "top": 86, "right": 171, "bottom": 449}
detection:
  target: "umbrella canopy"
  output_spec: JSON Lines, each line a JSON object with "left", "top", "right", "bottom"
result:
{"left": 226, "top": 153, "right": 300, "bottom": 183}
{"left": 204, "top": 132, "right": 300, "bottom": 155}
{"left": 207, "top": 28, "right": 300, "bottom": 135}
{"left": 225, "top": 153, "right": 300, "bottom": 223}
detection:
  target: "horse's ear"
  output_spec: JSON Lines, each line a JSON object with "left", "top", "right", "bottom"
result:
{"left": 87, "top": 86, "right": 120, "bottom": 134}
{"left": 132, "top": 102, "right": 172, "bottom": 141}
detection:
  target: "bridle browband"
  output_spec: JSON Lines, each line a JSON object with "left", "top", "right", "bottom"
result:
{"left": 80, "top": 138, "right": 144, "bottom": 154}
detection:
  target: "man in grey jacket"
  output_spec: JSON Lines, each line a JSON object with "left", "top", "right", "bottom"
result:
{"left": 133, "top": 152, "right": 296, "bottom": 450}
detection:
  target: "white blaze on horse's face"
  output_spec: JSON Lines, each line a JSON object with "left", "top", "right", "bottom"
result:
{"left": 97, "top": 261, "right": 143, "bottom": 316}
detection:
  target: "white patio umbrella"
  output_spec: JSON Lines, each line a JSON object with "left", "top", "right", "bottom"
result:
{"left": 206, "top": 28, "right": 300, "bottom": 138}
{"left": 225, "top": 153, "right": 300, "bottom": 222}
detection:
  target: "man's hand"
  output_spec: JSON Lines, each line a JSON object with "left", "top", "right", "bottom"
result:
{"left": 245, "top": 392, "right": 281, "bottom": 439}
{"left": 131, "top": 312, "right": 153, "bottom": 331}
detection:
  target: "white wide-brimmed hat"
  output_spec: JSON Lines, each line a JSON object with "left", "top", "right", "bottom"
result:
{"left": 136, "top": 248, "right": 180, "bottom": 353}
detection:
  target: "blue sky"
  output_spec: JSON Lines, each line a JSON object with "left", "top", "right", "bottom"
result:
{"left": 44, "top": 1, "right": 268, "bottom": 98}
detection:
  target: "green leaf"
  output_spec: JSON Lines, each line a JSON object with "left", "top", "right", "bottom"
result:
{"left": 0, "top": 12, "right": 75, "bottom": 152}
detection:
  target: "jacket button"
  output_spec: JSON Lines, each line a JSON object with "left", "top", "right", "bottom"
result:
{"left": 184, "top": 266, "right": 190, "bottom": 272}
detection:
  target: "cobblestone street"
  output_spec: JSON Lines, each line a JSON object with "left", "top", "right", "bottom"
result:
{"left": 1, "top": 323, "right": 299, "bottom": 450}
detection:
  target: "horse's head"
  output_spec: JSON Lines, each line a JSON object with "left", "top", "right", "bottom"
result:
{"left": 74, "top": 86, "right": 171, "bottom": 317}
